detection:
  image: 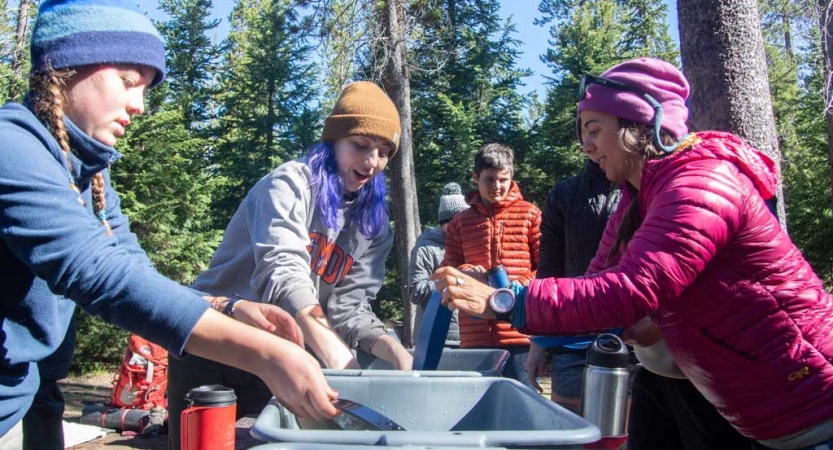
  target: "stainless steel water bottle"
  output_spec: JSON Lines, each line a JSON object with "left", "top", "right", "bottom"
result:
{"left": 581, "top": 333, "right": 630, "bottom": 437}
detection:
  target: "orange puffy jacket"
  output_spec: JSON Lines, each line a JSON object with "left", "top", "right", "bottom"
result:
{"left": 442, "top": 182, "right": 541, "bottom": 348}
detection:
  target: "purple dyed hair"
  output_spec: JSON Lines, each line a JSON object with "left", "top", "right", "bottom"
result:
{"left": 305, "top": 142, "right": 389, "bottom": 239}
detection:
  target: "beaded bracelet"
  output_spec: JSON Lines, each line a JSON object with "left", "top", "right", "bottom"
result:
{"left": 223, "top": 297, "right": 246, "bottom": 317}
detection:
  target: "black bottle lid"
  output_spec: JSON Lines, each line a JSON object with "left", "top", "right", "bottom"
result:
{"left": 185, "top": 384, "right": 237, "bottom": 407}
{"left": 586, "top": 333, "right": 629, "bottom": 368}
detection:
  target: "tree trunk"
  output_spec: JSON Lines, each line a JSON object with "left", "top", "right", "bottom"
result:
{"left": 12, "top": 0, "right": 29, "bottom": 78}
{"left": 9, "top": 0, "right": 30, "bottom": 100}
{"left": 818, "top": 0, "right": 833, "bottom": 210}
{"left": 382, "top": 0, "right": 419, "bottom": 347}
{"left": 678, "top": 0, "right": 787, "bottom": 228}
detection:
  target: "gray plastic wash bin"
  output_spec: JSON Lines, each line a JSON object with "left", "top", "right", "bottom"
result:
{"left": 343, "top": 348, "right": 509, "bottom": 377}
{"left": 323, "top": 368, "right": 483, "bottom": 378}
{"left": 251, "top": 376, "right": 600, "bottom": 448}
{"left": 249, "top": 444, "right": 514, "bottom": 450}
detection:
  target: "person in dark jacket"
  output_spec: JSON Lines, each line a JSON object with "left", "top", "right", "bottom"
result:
{"left": 409, "top": 182, "right": 468, "bottom": 344}
{"left": 434, "top": 57, "right": 833, "bottom": 450}
{"left": 526, "top": 159, "right": 619, "bottom": 413}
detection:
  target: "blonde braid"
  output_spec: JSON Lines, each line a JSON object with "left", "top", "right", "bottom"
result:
{"left": 91, "top": 172, "right": 112, "bottom": 235}
{"left": 30, "top": 70, "right": 75, "bottom": 186}
{"left": 29, "top": 69, "right": 113, "bottom": 236}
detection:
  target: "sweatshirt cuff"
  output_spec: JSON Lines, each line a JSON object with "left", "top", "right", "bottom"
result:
{"left": 280, "top": 286, "right": 319, "bottom": 318}
{"left": 357, "top": 327, "right": 387, "bottom": 354}
{"left": 510, "top": 282, "right": 527, "bottom": 330}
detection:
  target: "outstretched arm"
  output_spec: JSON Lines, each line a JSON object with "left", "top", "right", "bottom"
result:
{"left": 185, "top": 308, "right": 339, "bottom": 420}
{"left": 296, "top": 304, "right": 359, "bottom": 369}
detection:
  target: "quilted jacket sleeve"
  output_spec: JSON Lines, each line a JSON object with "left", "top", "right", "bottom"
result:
{"left": 526, "top": 160, "right": 740, "bottom": 335}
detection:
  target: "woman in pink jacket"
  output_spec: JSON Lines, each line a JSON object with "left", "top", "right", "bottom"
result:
{"left": 434, "top": 57, "right": 833, "bottom": 450}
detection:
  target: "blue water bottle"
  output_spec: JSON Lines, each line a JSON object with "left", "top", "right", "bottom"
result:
{"left": 487, "top": 264, "right": 510, "bottom": 288}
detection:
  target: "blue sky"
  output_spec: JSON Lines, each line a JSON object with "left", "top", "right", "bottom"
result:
{"left": 137, "top": 0, "right": 679, "bottom": 96}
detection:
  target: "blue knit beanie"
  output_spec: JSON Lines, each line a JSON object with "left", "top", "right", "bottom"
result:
{"left": 30, "top": 0, "right": 166, "bottom": 88}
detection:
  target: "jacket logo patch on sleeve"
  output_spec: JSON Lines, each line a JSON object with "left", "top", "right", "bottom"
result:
{"left": 787, "top": 366, "right": 810, "bottom": 382}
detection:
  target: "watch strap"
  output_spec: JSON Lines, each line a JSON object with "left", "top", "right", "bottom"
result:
{"left": 223, "top": 296, "right": 246, "bottom": 317}
{"left": 494, "top": 308, "right": 512, "bottom": 322}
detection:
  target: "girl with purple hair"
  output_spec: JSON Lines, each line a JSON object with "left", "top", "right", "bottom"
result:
{"left": 168, "top": 81, "right": 412, "bottom": 450}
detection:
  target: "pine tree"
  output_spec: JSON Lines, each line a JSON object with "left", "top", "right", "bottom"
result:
{"left": 113, "top": 110, "right": 224, "bottom": 284}
{"left": 679, "top": 0, "right": 784, "bottom": 223}
{"left": 410, "top": 0, "right": 533, "bottom": 218}
{"left": 534, "top": 0, "right": 678, "bottom": 193}
{"left": 786, "top": 48, "right": 833, "bottom": 282}
{"left": 212, "top": 0, "right": 322, "bottom": 226}
{"left": 1, "top": 0, "right": 34, "bottom": 102}
{"left": 763, "top": 0, "right": 833, "bottom": 281}
{"left": 156, "top": 0, "right": 226, "bottom": 129}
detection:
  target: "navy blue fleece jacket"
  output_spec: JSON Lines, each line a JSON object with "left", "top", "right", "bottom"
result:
{"left": 0, "top": 102, "right": 208, "bottom": 435}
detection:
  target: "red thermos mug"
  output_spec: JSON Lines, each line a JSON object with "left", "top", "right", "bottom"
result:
{"left": 180, "top": 385, "right": 237, "bottom": 450}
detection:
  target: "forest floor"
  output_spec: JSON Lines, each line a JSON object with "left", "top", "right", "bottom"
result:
{"left": 60, "top": 372, "right": 260, "bottom": 450}
{"left": 59, "top": 372, "right": 553, "bottom": 449}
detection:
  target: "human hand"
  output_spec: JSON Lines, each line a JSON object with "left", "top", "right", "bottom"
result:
{"left": 526, "top": 342, "right": 547, "bottom": 393}
{"left": 234, "top": 300, "right": 305, "bottom": 348}
{"left": 259, "top": 338, "right": 340, "bottom": 421}
{"left": 186, "top": 311, "right": 338, "bottom": 421}
{"left": 621, "top": 316, "right": 662, "bottom": 347}
{"left": 431, "top": 266, "right": 496, "bottom": 319}
{"left": 295, "top": 305, "right": 359, "bottom": 369}
{"left": 370, "top": 334, "right": 413, "bottom": 370}
{"left": 457, "top": 264, "right": 488, "bottom": 284}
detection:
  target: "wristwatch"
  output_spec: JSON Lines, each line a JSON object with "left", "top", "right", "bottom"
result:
{"left": 488, "top": 288, "right": 516, "bottom": 321}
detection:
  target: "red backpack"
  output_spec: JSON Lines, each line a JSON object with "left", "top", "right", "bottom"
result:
{"left": 110, "top": 334, "right": 168, "bottom": 410}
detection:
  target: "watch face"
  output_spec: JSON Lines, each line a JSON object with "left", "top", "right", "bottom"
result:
{"left": 491, "top": 289, "right": 515, "bottom": 314}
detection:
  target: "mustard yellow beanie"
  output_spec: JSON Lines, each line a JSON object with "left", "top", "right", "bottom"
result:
{"left": 321, "top": 81, "right": 402, "bottom": 154}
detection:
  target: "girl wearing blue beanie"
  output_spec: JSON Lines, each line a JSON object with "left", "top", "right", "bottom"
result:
{"left": 0, "top": 0, "right": 338, "bottom": 442}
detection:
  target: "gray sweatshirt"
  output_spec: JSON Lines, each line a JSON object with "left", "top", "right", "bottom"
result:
{"left": 408, "top": 226, "right": 459, "bottom": 345}
{"left": 193, "top": 159, "right": 391, "bottom": 352}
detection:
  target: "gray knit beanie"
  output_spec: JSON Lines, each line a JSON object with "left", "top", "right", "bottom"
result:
{"left": 437, "top": 182, "right": 467, "bottom": 224}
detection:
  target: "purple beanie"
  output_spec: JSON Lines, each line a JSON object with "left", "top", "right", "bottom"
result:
{"left": 577, "top": 57, "right": 690, "bottom": 140}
